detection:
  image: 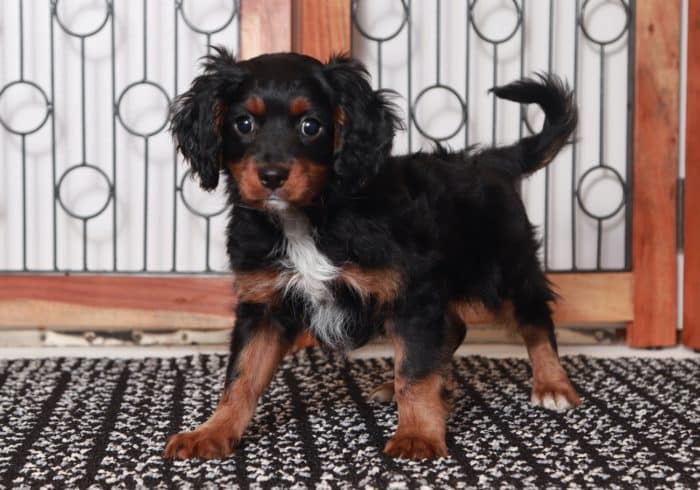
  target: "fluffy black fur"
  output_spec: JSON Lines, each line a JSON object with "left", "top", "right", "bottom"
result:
{"left": 167, "top": 47, "right": 579, "bottom": 460}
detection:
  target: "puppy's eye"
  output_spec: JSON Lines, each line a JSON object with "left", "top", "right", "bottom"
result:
{"left": 300, "top": 118, "right": 322, "bottom": 138}
{"left": 234, "top": 115, "right": 255, "bottom": 135}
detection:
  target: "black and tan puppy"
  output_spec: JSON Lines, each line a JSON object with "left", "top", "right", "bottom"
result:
{"left": 164, "top": 47, "right": 581, "bottom": 461}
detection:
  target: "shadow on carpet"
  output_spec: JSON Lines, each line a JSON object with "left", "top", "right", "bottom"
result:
{"left": 0, "top": 350, "right": 698, "bottom": 488}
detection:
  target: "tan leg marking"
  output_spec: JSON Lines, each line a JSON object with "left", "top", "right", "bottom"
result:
{"left": 370, "top": 376, "right": 456, "bottom": 406}
{"left": 340, "top": 265, "right": 402, "bottom": 305}
{"left": 521, "top": 326, "right": 581, "bottom": 411}
{"left": 234, "top": 269, "right": 283, "bottom": 304}
{"left": 383, "top": 337, "right": 449, "bottom": 460}
{"left": 290, "top": 331, "right": 318, "bottom": 352}
{"left": 163, "top": 323, "right": 290, "bottom": 460}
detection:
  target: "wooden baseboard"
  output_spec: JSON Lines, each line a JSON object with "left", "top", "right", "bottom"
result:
{"left": 0, "top": 272, "right": 632, "bottom": 330}
{"left": 0, "top": 276, "right": 234, "bottom": 330}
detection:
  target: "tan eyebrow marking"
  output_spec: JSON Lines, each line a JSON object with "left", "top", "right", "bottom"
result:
{"left": 289, "top": 96, "right": 311, "bottom": 116}
{"left": 244, "top": 96, "right": 265, "bottom": 116}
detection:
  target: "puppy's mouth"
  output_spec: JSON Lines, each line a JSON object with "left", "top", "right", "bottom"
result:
{"left": 262, "top": 193, "right": 290, "bottom": 211}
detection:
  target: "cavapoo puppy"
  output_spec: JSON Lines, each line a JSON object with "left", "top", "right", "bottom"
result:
{"left": 164, "top": 47, "right": 580, "bottom": 461}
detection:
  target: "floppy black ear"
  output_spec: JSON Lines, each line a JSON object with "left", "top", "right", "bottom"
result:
{"left": 322, "top": 55, "right": 402, "bottom": 193}
{"left": 171, "top": 46, "right": 247, "bottom": 190}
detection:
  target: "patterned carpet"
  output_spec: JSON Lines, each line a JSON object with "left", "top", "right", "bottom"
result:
{"left": 0, "top": 350, "right": 698, "bottom": 488}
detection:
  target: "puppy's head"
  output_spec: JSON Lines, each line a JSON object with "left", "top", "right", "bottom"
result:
{"left": 171, "top": 47, "right": 400, "bottom": 210}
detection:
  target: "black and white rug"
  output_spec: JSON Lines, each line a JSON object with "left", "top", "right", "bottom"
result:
{"left": 0, "top": 350, "right": 698, "bottom": 488}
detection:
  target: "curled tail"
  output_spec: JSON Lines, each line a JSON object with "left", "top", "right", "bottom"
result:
{"left": 489, "top": 73, "right": 577, "bottom": 177}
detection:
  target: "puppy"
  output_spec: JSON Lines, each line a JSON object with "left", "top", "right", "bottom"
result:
{"left": 163, "top": 47, "right": 581, "bottom": 461}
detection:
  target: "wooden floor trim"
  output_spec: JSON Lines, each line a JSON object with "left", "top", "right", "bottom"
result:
{"left": 0, "top": 273, "right": 632, "bottom": 330}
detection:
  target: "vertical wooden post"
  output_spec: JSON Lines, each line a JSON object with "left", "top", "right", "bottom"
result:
{"left": 293, "top": 0, "right": 351, "bottom": 61}
{"left": 240, "top": 0, "right": 293, "bottom": 59}
{"left": 629, "top": 1, "right": 680, "bottom": 347}
{"left": 683, "top": 0, "right": 700, "bottom": 350}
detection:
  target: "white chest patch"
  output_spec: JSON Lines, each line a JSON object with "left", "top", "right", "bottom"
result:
{"left": 274, "top": 209, "right": 350, "bottom": 348}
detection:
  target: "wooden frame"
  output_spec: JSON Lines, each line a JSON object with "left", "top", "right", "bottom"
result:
{"left": 293, "top": 0, "right": 351, "bottom": 60}
{"left": 239, "top": 0, "right": 292, "bottom": 59}
{"left": 628, "top": 0, "right": 681, "bottom": 347}
{"left": 0, "top": 1, "right": 684, "bottom": 349}
{"left": 0, "top": 273, "right": 632, "bottom": 330}
{"left": 683, "top": 0, "right": 700, "bottom": 349}
{"left": 0, "top": 276, "right": 235, "bottom": 330}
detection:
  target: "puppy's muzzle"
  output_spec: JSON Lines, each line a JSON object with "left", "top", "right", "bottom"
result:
{"left": 258, "top": 167, "right": 289, "bottom": 190}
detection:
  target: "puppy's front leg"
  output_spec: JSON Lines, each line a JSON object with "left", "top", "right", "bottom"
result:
{"left": 164, "top": 303, "right": 292, "bottom": 460}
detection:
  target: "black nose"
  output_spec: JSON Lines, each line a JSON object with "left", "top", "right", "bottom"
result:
{"left": 258, "top": 167, "right": 289, "bottom": 190}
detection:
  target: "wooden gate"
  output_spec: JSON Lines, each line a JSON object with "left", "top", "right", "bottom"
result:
{"left": 0, "top": 0, "right": 692, "bottom": 348}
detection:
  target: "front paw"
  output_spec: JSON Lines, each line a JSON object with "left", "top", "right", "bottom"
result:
{"left": 531, "top": 377, "right": 581, "bottom": 412}
{"left": 163, "top": 428, "right": 238, "bottom": 460}
{"left": 384, "top": 433, "right": 448, "bottom": 460}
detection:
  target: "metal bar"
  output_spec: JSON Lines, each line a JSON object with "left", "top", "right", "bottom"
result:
{"left": 19, "top": 0, "right": 24, "bottom": 80}
{"left": 597, "top": 219, "right": 602, "bottom": 270}
{"left": 143, "top": 138, "right": 149, "bottom": 271}
{"left": 407, "top": 0, "right": 412, "bottom": 151}
{"left": 50, "top": 1, "right": 58, "bottom": 271}
{"left": 519, "top": 0, "right": 525, "bottom": 142}
{"left": 111, "top": 0, "right": 117, "bottom": 271}
{"left": 82, "top": 219, "right": 88, "bottom": 271}
{"left": 544, "top": 0, "right": 554, "bottom": 269}
{"left": 173, "top": 0, "right": 180, "bottom": 272}
{"left": 492, "top": 43, "right": 498, "bottom": 146}
{"left": 572, "top": 0, "right": 580, "bottom": 271}
{"left": 21, "top": 136, "right": 27, "bottom": 270}
{"left": 624, "top": 0, "right": 635, "bottom": 271}
{"left": 596, "top": 44, "right": 606, "bottom": 269}
{"left": 436, "top": 0, "right": 441, "bottom": 85}
{"left": 81, "top": 38, "right": 87, "bottom": 164}
{"left": 143, "top": 0, "right": 148, "bottom": 80}
{"left": 19, "top": 1, "right": 26, "bottom": 269}
{"left": 377, "top": 41, "right": 383, "bottom": 88}
{"left": 465, "top": 1, "right": 471, "bottom": 149}
{"left": 599, "top": 44, "right": 606, "bottom": 168}
{"left": 205, "top": 218, "right": 211, "bottom": 271}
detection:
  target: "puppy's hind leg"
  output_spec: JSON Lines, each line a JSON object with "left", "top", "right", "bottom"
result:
{"left": 370, "top": 312, "right": 464, "bottom": 404}
{"left": 382, "top": 304, "right": 465, "bottom": 459}
{"left": 521, "top": 322, "right": 580, "bottom": 411}
{"left": 510, "top": 272, "right": 581, "bottom": 411}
